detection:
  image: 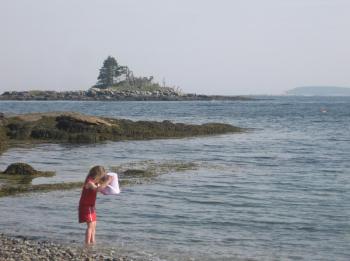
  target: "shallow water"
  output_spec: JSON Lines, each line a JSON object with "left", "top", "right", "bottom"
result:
{"left": 0, "top": 97, "right": 349, "bottom": 260}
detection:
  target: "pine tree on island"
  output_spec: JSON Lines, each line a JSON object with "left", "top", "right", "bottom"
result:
{"left": 95, "top": 56, "right": 128, "bottom": 89}
{"left": 93, "top": 56, "right": 180, "bottom": 95}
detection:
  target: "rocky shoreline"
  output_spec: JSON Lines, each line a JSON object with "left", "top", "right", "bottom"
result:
{"left": 0, "top": 233, "right": 130, "bottom": 261}
{"left": 0, "top": 89, "right": 252, "bottom": 101}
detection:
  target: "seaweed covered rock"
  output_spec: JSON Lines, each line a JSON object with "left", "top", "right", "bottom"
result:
{"left": 0, "top": 124, "right": 8, "bottom": 153}
{"left": 1, "top": 163, "right": 54, "bottom": 177}
{"left": 3, "top": 163, "right": 36, "bottom": 175}
{"left": 0, "top": 113, "right": 8, "bottom": 149}
{"left": 56, "top": 114, "right": 112, "bottom": 127}
{"left": 0, "top": 163, "right": 56, "bottom": 196}
{"left": 0, "top": 112, "right": 243, "bottom": 147}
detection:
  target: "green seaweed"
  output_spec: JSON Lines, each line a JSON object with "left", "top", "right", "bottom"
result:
{"left": 111, "top": 160, "right": 199, "bottom": 182}
{"left": 0, "top": 182, "right": 84, "bottom": 197}
{"left": 0, "top": 178, "right": 137, "bottom": 197}
{"left": 0, "top": 159, "right": 238, "bottom": 198}
{"left": 0, "top": 160, "right": 201, "bottom": 197}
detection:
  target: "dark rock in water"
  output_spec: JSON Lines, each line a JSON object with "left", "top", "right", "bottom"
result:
{"left": 0, "top": 163, "right": 52, "bottom": 197}
{"left": 3, "top": 163, "right": 37, "bottom": 176}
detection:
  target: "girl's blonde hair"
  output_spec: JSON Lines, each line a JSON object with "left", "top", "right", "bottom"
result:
{"left": 86, "top": 165, "right": 106, "bottom": 184}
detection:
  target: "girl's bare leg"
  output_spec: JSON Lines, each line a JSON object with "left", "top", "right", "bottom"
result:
{"left": 85, "top": 221, "right": 94, "bottom": 245}
{"left": 91, "top": 221, "right": 97, "bottom": 244}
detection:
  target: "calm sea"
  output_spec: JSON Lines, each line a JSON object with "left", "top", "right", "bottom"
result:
{"left": 0, "top": 97, "right": 349, "bottom": 260}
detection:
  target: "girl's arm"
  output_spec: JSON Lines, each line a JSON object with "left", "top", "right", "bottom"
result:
{"left": 96, "top": 177, "right": 111, "bottom": 192}
{"left": 85, "top": 176, "right": 112, "bottom": 191}
{"left": 85, "top": 181, "right": 98, "bottom": 190}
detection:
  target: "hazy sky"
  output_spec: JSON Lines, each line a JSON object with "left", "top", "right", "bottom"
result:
{"left": 1, "top": 0, "right": 349, "bottom": 95}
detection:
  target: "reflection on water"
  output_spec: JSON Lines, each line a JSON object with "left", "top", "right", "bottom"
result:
{"left": 0, "top": 97, "right": 349, "bottom": 260}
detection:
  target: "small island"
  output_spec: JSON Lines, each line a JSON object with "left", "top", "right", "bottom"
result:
{"left": 0, "top": 56, "right": 251, "bottom": 101}
{"left": 286, "top": 86, "right": 350, "bottom": 96}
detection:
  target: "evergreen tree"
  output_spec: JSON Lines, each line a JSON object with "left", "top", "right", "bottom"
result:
{"left": 96, "top": 56, "right": 125, "bottom": 88}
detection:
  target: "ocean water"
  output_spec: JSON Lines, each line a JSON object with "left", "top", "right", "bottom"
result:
{"left": 0, "top": 97, "right": 349, "bottom": 260}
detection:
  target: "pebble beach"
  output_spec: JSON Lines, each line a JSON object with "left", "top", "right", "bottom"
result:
{"left": 0, "top": 233, "right": 131, "bottom": 261}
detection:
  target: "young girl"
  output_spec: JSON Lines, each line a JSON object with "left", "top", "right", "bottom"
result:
{"left": 78, "top": 165, "right": 110, "bottom": 245}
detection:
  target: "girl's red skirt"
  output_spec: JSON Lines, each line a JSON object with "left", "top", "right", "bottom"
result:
{"left": 79, "top": 205, "right": 96, "bottom": 223}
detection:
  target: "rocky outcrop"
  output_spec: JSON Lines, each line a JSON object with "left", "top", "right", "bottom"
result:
{"left": 0, "top": 118, "right": 7, "bottom": 153}
{"left": 1, "top": 163, "right": 55, "bottom": 177}
{"left": 0, "top": 162, "right": 81, "bottom": 197}
{"left": 0, "top": 88, "right": 252, "bottom": 101}
{"left": 3, "top": 163, "right": 37, "bottom": 176}
{"left": 0, "top": 163, "right": 55, "bottom": 196}
{"left": 0, "top": 88, "right": 181, "bottom": 101}
{"left": 0, "top": 111, "right": 242, "bottom": 146}
{"left": 14, "top": 112, "right": 112, "bottom": 126}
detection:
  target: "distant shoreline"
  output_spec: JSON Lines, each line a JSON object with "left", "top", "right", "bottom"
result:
{"left": 286, "top": 86, "right": 350, "bottom": 96}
